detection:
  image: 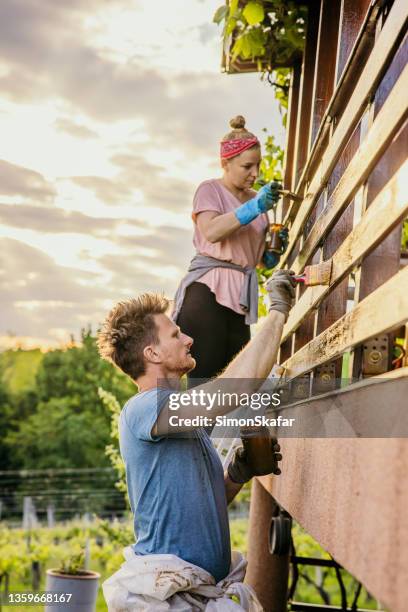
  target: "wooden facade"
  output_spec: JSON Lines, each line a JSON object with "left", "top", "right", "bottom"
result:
{"left": 225, "top": 0, "right": 408, "bottom": 609}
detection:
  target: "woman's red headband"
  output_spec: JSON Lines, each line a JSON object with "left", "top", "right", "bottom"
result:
{"left": 220, "top": 137, "right": 260, "bottom": 159}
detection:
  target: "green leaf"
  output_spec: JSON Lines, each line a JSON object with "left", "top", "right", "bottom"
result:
{"left": 230, "top": 0, "right": 239, "bottom": 14}
{"left": 225, "top": 16, "right": 237, "bottom": 36}
{"left": 213, "top": 5, "right": 228, "bottom": 24}
{"left": 242, "top": 2, "right": 265, "bottom": 26}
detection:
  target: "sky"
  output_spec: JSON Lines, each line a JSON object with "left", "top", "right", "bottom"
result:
{"left": 0, "top": 0, "right": 285, "bottom": 348}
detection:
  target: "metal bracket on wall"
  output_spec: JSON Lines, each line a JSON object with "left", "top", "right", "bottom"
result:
{"left": 362, "top": 335, "right": 389, "bottom": 376}
{"left": 313, "top": 361, "right": 337, "bottom": 394}
{"left": 291, "top": 374, "right": 311, "bottom": 401}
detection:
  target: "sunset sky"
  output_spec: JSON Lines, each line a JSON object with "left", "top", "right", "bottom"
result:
{"left": 0, "top": 0, "right": 285, "bottom": 347}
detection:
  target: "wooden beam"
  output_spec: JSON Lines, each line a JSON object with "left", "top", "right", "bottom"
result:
{"left": 309, "top": 0, "right": 342, "bottom": 146}
{"left": 282, "top": 266, "right": 408, "bottom": 379}
{"left": 282, "top": 62, "right": 302, "bottom": 218}
{"left": 335, "top": 0, "right": 372, "bottom": 83}
{"left": 281, "top": 0, "right": 408, "bottom": 264}
{"left": 293, "top": 63, "right": 408, "bottom": 274}
{"left": 293, "top": 0, "right": 381, "bottom": 203}
{"left": 246, "top": 479, "right": 289, "bottom": 612}
{"left": 269, "top": 367, "right": 408, "bottom": 438}
{"left": 257, "top": 435, "right": 408, "bottom": 610}
{"left": 293, "top": 0, "right": 321, "bottom": 185}
{"left": 282, "top": 159, "right": 408, "bottom": 341}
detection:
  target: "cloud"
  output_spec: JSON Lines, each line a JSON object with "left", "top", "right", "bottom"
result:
{"left": 0, "top": 0, "right": 281, "bottom": 158}
{"left": 69, "top": 175, "right": 132, "bottom": 206}
{"left": 54, "top": 117, "right": 98, "bottom": 139}
{"left": 0, "top": 230, "right": 190, "bottom": 340}
{"left": 0, "top": 160, "right": 56, "bottom": 202}
{"left": 0, "top": 238, "right": 108, "bottom": 337}
{"left": 113, "top": 225, "right": 194, "bottom": 270}
{"left": 68, "top": 154, "right": 195, "bottom": 212}
{"left": 0, "top": 203, "right": 122, "bottom": 235}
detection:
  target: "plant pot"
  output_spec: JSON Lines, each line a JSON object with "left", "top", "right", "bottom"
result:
{"left": 45, "top": 569, "right": 100, "bottom": 612}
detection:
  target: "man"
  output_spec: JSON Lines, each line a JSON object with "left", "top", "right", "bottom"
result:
{"left": 97, "top": 270, "right": 295, "bottom": 605}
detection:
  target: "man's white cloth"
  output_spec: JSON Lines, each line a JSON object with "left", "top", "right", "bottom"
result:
{"left": 103, "top": 546, "right": 264, "bottom": 611}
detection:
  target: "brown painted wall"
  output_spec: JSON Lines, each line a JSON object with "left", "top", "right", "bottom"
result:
{"left": 259, "top": 435, "right": 408, "bottom": 611}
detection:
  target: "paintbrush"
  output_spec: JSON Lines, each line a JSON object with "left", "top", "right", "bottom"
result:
{"left": 293, "top": 259, "right": 333, "bottom": 286}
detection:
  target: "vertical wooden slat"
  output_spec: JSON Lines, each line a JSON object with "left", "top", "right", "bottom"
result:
{"left": 313, "top": 121, "right": 361, "bottom": 379}
{"left": 309, "top": 0, "right": 342, "bottom": 146}
{"left": 293, "top": 0, "right": 321, "bottom": 185}
{"left": 245, "top": 478, "right": 290, "bottom": 612}
{"left": 351, "top": 33, "right": 408, "bottom": 377}
{"left": 335, "top": 0, "right": 372, "bottom": 83}
{"left": 282, "top": 61, "right": 302, "bottom": 218}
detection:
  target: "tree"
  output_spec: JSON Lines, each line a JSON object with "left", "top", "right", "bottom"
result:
{"left": 6, "top": 330, "right": 134, "bottom": 469}
{"left": 0, "top": 379, "right": 14, "bottom": 467}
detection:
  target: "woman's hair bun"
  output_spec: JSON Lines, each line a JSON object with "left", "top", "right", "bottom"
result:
{"left": 229, "top": 115, "right": 246, "bottom": 130}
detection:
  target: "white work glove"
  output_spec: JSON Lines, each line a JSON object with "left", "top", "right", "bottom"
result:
{"left": 265, "top": 270, "right": 296, "bottom": 321}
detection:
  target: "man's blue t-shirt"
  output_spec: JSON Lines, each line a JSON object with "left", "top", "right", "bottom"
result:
{"left": 119, "top": 388, "right": 231, "bottom": 582}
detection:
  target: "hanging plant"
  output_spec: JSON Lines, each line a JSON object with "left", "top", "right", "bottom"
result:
{"left": 213, "top": 0, "right": 308, "bottom": 124}
{"left": 213, "top": 0, "right": 308, "bottom": 68}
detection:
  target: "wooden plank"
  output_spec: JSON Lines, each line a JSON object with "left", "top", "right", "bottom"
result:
{"left": 292, "top": 64, "right": 408, "bottom": 274}
{"left": 351, "top": 46, "right": 408, "bottom": 376}
{"left": 282, "top": 266, "right": 408, "bottom": 379}
{"left": 309, "top": 0, "right": 342, "bottom": 146}
{"left": 282, "top": 159, "right": 408, "bottom": 341}
{"left": 335, "top": 0, "right": 372, "bottom": 83}
{"left": 293, "top": 0, "right": 321, "bottom": 185}
{"left": 295, "top": 0, "right": 381, "bottom": 206}
{"left": 271, "top": 366, "right": 408, "bottom": 421}
{"left": 313, "top": 121, "right": 361, "bottom": 379}
{"left": 281, "top": 0, "right": 408, "bottom": 264}
{"left": 282, "top": 62, "right": 301, "bottom": 218}
{"left": 257, "top": 439, "right": 408, "bottom": 610}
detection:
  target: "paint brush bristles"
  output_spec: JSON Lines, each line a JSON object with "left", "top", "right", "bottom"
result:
{"left": 294, "top": 259, "right": 333, "bottom": 286}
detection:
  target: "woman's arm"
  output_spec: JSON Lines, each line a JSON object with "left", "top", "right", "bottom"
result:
{"left": 196, "top": 210, "right": 241, "bottom": 243}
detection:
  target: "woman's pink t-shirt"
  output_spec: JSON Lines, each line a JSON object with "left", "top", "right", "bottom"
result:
{"left": 192, "top": 179, "right": 268, "bottom": 317}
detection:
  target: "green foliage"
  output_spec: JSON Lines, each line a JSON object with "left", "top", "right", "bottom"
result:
{"left": 213, "top": 0, "right": 308, "bottom": 123}
{"left": 0, "top": 518, "right": 379, "bottom": 610}
{"left": 229, "top": 519, "right": 248, "bottom": 553}
{"left": 257, "top": 129, "right": 284, "bottom": 185}
{"left": 0, "top": 348, "right": 43, "bottom": 397}
{"left": 401, "top": 218, "right": 408, "bottom": 250}
{"left": 58, "top": 551, "right": 85, "bottom": 575}
{"left": 2, "top": 330, "right": 134, "bottom": 471}
{"left": 0, "top": 379, "right": 13, "bottom": 467}
{"left": 214, "top": 0, "right": 307, "bottom": 65}
{"left": 98, "top": 388, "right": 128, "bottom": 495}
{"left": 243, "top": 2, "right": 265, "bottom": 26}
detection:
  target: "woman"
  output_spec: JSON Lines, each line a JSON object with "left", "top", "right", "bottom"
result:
{"left": 173, "top": 115, "right": 282, "bottom": 384}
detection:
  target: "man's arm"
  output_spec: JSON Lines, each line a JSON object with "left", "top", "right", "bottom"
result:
{"left": 224, "top": 472, "right": 244, "bottom": 505}
{"left": 154, "top": 270, "right": 295, "bottom": 435}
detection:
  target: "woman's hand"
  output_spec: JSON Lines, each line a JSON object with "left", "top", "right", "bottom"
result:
{"left": 235, "top": 181, "right": 281, "bottom": 225}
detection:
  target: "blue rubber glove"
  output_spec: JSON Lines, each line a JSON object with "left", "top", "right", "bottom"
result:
{"left": 235, "top": 181, "right": 281, "bottom": 225}
{"left": 263, "top": 251, "right": 280, "bottom": 269}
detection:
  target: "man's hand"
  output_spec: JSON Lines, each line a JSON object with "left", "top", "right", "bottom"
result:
{"left": 266, "top": 269, "right": 296, "bottom": 321}
{"left": 227, "top": 438, "right": 282, "bottom": 484}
